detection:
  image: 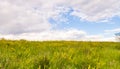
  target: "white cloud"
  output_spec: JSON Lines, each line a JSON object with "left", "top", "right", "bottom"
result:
{"left": 70, "top": 0, "right": 120, "bottom": 22}
{"left": 0, "top": 0, "right": 120, "bottom": 34}
{"left": 0, "top": 0, "right": 52, "bottom": 34}
{"left": 102, "top": 28, "right": 120, "bottom": 42}
{"left": 0, "top": 0, "right": 72, "bottom": 34}
{"left": 0, "top": 0, "right": 120, "bottom": 41}
{"left": 0, "top": 29, "right": 116, "bottom": 41}
{"left": 105, "top": 28, "right": 120, "bottom": 33}
{"left": 0, "top": 29, "right": 86, "bottom": 40}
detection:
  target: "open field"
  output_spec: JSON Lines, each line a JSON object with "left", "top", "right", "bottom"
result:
{"left": 0, "top": 39, "right": 120, "bottom": 69}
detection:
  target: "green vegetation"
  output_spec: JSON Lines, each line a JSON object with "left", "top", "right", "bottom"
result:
{"left": 0, "top": 39, "right": 120, "bottom": 69}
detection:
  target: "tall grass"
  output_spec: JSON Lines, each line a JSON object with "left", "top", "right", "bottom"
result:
{"left": 0, "top": 39, "right": 120, "bottom": 69}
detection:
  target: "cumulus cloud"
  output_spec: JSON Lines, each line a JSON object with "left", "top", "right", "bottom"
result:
{"left": 70, "top": 0, "right": 120, "bottom": 22}
{"left": 0, "top": 0, "right": 119, "bottom": 41}
{"left": 0, "top": 0, "right": 52, "bottom": 34}
{"left": 0, "top": 0, "right": 120, "bottom": 34}
{"left": 0, "top": 29, "right": 86, "bottom": 40}
{"left": 0, "top": 29, "right": 115, "bottom": 41}
{"left": 105, "top": 28, "right": 120, "bottom": 33}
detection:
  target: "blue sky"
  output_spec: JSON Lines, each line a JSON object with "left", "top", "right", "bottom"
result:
{"left": 49, "top": 10, "right": 120, "bottom": 35}
{"left": 0, "top": 0, "right": 120, "bottom": 41}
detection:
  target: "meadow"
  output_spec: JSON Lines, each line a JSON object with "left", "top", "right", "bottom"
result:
{"left": 0, "top": 39, "right": 120, "bottom": 69}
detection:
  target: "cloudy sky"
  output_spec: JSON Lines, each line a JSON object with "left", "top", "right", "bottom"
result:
{"left": 0, "top": 0, "right": 120, "bottom": 41}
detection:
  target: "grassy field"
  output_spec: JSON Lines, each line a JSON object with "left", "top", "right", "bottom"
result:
{"left": 0, "top": 39, "right": 120, "bottom": 69}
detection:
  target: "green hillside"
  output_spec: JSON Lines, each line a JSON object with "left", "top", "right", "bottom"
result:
{"left": 0, "top": 39, "right": 120, "bottom": 69}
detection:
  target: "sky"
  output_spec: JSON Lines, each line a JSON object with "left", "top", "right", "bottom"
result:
{"left": 0, "top": 0, "right": 120, "bottom": 41}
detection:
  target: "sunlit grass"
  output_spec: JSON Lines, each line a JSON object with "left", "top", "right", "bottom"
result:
{"left": 0, "top": 39, "right": 120, "bottom": 69}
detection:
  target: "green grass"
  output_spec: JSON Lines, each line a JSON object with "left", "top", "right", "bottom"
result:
{"left": 0, "top": 39, "right": 120, "bottom": 69}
